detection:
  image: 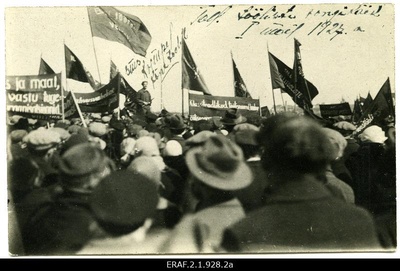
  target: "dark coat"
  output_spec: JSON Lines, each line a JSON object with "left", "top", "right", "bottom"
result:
{"left": 221, "top": 178, "right": 382, "bottom": 253}
{"left": 345, "top": 142, "right": 390, "bottom": 213}
{"left": 233, "top": 159, "right": 269, "bottom": 213}
{"left": 21, "top": 189, "right": 96, "bottom": 255}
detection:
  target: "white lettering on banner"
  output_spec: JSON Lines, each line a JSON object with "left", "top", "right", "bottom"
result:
{"left": 189, "top": 99, "right": 259, "bottom": 111}
{"left": 189, "top": 114, "right": 213, "bottom": 121}
{"left": 7, "top": 104, "right": 61, "bottom": 114}
{"left": 76, "top": 88, "right": 116, "bottom": 104}
{"left": 29, "top": 76, "right": 59, "bottom": 91}
{"left": 43, "top": 91, "right": 61, "bottom": 105}
{"left": 7, "top": 92, "right": 39, "bottom": 103}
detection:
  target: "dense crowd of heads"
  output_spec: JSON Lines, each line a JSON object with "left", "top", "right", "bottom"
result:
{"left": 6, "top": 107, "right": 396, "bottom": 255}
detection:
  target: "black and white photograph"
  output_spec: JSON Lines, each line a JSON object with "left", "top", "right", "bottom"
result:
{"left": 1, "top": 0, "right": 398, "bottom": 259}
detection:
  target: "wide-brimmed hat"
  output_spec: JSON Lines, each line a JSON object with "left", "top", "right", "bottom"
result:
{"left": 220, "top": 108, "right": 247, "bottom": 126}
{"left": 57, "top": 142, "right": 111, "bottom": 177}
{"left": 185, "top": 134, "right": 252, "bottom": 190}
{"left": 165, "top": 114, "right": 187, "bottom": 130}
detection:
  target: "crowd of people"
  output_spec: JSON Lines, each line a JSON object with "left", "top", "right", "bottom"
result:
{"left": 6, "top": 103, "right": 396, "bottom": 255}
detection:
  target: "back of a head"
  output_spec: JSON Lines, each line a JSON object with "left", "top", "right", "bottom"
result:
{"left": 258, "top": 114, "right": 336, "bottom": 176}
{"left": 90, "top": 170, "right": 159, "bottom": 235}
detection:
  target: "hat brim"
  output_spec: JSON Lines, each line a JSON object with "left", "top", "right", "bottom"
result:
{"left": 220, "top": 116, "right": 247, "bottom": 126}
{"left": 185, "top": 147, "right": 253, "bottom": 190}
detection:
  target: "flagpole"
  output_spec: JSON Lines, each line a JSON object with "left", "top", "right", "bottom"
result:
{"left": 87, "top": 7, "right": 103, "bottom": 84}
{"left": 267, "top": 42, "right": 277, "bottom": 114}
{"left": 117, "top": 72, "right": 121, "bottom": 120}
{"left": 61, "top": 72, "right": 65, "bottom": 121}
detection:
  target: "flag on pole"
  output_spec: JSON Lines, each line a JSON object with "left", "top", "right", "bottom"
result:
{"left": 181, "top": 38, "right": 211, "bottom": 95}
{"left": 268, "top": 51, "right": 318, "bottom": 109}
{"left": 64, "top": 45, "right": 99, "bottom": 89}
{"left": 292, "top": 38, "right": 317, "bottom": 109}
{"left": 39, "top": 58, "right": 55, "bottom": 75}
{"left": 110, "top": 60, "right": 118, "bottom": 81}
{"left": 232, "top": 57, "right": 252, "bottom": 98}
{"left": 87, "top": 6, "right": 152, "bottom": 57}
{"left": 359, "top": 78, "right": 395, "bottom": 125}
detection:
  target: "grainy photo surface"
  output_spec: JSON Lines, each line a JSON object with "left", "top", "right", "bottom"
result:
{"left": 3, "top": 1, "right": 397, "bottom": 258}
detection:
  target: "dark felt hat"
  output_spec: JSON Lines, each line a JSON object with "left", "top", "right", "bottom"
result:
{"left": 58, "top": 142, "right": 109, "bottom": 177}
{"left": 165, "top": 114, "right": 187, "bottom": 130}
{"left": 90, "top": 170, "right": 159, "bottom": 227}
{"left": 220, "top": 108, "right": 247, "bottom": 126}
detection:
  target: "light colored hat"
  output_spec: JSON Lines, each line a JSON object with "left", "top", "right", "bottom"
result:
{"left": 127, "top": 156, "right": 162, "bottom": 188}
{"left": 88, "top": 122, "right": 108, "bottom": 137}
{"left": 185, "top": 134, "right": 252, "bottom": 190}
{"left": 322, "top": 128, "right": 348, "bottom": 159}
{"left": 163, "top": 140, "right": 183, "bottom": 156}
{"left": 333, "top": 121, "right": 356, "bottom": 131}
{"left": 134, "top": 136, "right": 160, "bottom": 157}
{"left": 50, "top": 127, "right": 71, "bottom": 141}
{"left": 23, "top": 127, "right": 61, "bottom": 151}
{"left": 120, "top": 137, "right": 137, "bottom": 156}
{"left": 358, "top": 125, "right": 388, "bottom": 144}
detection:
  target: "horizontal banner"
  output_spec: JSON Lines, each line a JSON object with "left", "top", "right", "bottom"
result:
{"left": 6, "top": 73, "right": 61, "bottom": 92}
{"left": 319, "top": 102, "right": 352, "bottom": 118}
{"left": 69, "top": 74, "right": 120, "bottom": 114}
{"left": 188, "top": 93, "right": 260, "bottom": 121}
{"left": 6, "top": 73, "right": 62, "bottom": 119}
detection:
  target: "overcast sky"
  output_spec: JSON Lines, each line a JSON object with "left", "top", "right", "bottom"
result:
{"left": 3, "top": 1, "right": 395, "bottom": 113}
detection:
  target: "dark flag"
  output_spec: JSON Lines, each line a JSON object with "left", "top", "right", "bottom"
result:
{"left": 268, "top": 52, "right": 319, "bottom": 109}
{"left": 181, "top": 38, "right": 211, "bottom": 95}
{"left": 359, "top": 78, "right": 395, "bottom": 125}
{"left": 292, "top": 38, "right": 318, "bottom": 109}
{"left": 39, "top": 58, "right": 55, "bottom": 75}
{"left": 64, "top": 45, "right": 98, "bottom": 89}
{"left": 87, "top": 6, "right": 152, "bottom": 57}
{"left": 351, "top": 98, "right": 363, "bottom": 123}
{"left": 232, "top": 57, "right": 251, "bottom": 98}
{"left": 109, "top": 60, "right": 135, "bottom": 96}
{"left": 362, "top": 92, "right": 373, "bottom": 112}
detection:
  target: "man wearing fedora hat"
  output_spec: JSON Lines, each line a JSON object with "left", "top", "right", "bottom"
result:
{"left": 165, "top": 114, "right": 188, "bottom": 151}
{"left": 21, "top": 143, "right": 116, "bottom": 255}
{"left": 159, "top": 134, "right": 253, "bottom": 253}
{"left": 220, "top": 108, "right": 247, "bottom": 134}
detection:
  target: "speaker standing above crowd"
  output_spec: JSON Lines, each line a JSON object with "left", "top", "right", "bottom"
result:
{"left": 6, "top": 105, "right": 396, "bottom": 255}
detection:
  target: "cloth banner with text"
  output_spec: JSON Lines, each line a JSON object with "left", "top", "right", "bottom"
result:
{"left": 188, "top": 93, "right": 260, "bottom": 122}
{"left": 6, "top": 73, "right": 63, "bottom": 120}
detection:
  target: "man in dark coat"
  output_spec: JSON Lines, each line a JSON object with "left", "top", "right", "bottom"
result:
{"left": 21, "top": 143, "right": 115, "bottom": 255}
{"left": 220, "top": 113, "right": 383, "bottom": 253}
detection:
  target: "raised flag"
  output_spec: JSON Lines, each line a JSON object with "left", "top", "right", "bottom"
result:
{"left": 39, "top": 58, "right": 55, "bottom": 75}
{"left": 359, "top": 78, "right": 395, "bottom": 125}
{"left": 293, "top": 38, "right": 317, "bottom": 109}
{"left": 110, "top": 60, "right": 118, "bottom": 81}
{"left": 64, "top": 45, "right": 98, "bottom": 90}
{"left": 268, "top": 52, "right": 318, "bottom": 109}
{"left": 232, "top": 57, "right": 252, "bottom": 98}
{"left": 362, "top": 92, "right": 373, "bottom": 112}
{"left": 181, "top": 38, "right": 211, "bottom": 95}
{"left": 87, "top": 6, "right": 152, "bottom": 57}
{"left": 351, "top": 98, "right": 363, "bottom": 123}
